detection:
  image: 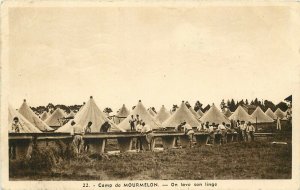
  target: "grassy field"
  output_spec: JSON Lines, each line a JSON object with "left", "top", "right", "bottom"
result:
{"left": 10, "top": 135, "right": 291, "bottom": 180}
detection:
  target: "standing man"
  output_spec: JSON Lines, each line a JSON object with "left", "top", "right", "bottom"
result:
{"left": 9, "top": 117, "right": 22, "bottom": 159}
{"left": 218, "top": 122, "right": 227, "bottom": 145}
{"left": 240, "top": 121, "right": 248, "bottom": 142}
{"left": 83, "top": 121, "right": 92, "bottom": 152}
{"left": 100, "top": 121, "right": 111, "bottom": 132}
{"left": 71, "top": 121, "right": 84, "bottom": 155}
{"left": 141, "top": 122, "right": 154, "bottom": 151}
{"left": 182, "top": 121, "right": 195, "bottom": 148}
{"left": 129, "top": 115, "right": 136, "bottom": 131}
{"left": 208, "top": 124, "right": 215, "bottom": 145}
{"left": 174, "top": 122, "right": 184, "bottom": 147}
{"left": 136, "top": 119, "right": 143, "bottom": 152}
{"left": 247, "top": 121, "right": 256, "bottom": 142}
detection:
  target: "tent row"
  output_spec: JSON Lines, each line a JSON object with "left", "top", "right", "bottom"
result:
{"left": 8, "top": 97, "right": 288, "bottom": 133}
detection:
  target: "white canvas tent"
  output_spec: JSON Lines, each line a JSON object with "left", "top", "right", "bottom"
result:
{"left": 9, "top": 104, "right": 41, "bottom": 133}
{"left": 197, "top": 109, "right": 204, "bottom": 117}
{"left": 40, "top": 111, "right": 50, "bottom": 121}
{"left": 189, "top": 107, "right": 201, "bottom": 119}
{"left": 67, "top": 110, "right": 75, "bottom": 118}
{"left": 57, "top": 96, "right": 125, "bottom": 133}
{"left": 229, "top": 106, "right": 253, "bottom": 122}
{"left": 223, "top": 109, "right": 233, "bottom": 118}
{"left": 162, "top": 101, "right": 200, "bottom": 128}
{"left": 114, "top": 104, "right": 130, "bottom": 124}
{"left": 18, "top": 99, "right": 53, "bottom": 131}
{"left": 250, "top": 106, "right": 274, "bottom": 123}
{"left": 148, "top": 108, "right": 157, "bottom": 117}
{"left": 265, "top": 108, "right": 277, "bottom": 120}
{"left": 199, "top": 104, "right": 230, "bottom": 125}
{"left": 118, "top": 100, "right": 161, "bottom": 131}
{"left": 45, "top": 108, "right": 66, "bottom": 127}
{"left": 155, "top": 105, "right": 171, "bottom": 123}
{"left": 274, "top": 108, "right": 287, "bottom": 120}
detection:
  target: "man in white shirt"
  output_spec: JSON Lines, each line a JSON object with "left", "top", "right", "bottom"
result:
{"left": 208, "top": 124, "right": 215, "bottom": 145}
{"left": 9, "top": 117, "right": 23, "bottom": 159}
{"left": 240, "top": 121, "right": 248, "bottom": 142}
{"left": 218, "top": 122, "right": 227, "bottom": 145}
{"left": 182, "top": 121, "right": 195, "bottom": 148}
{"left": 135, "top": 120, "right": 143, "bottom": 151}
{"left": 246, "top": 121, "right": 255, "bottom": 141}
{"left": 141, "top": 122, "right": 154, "bottom": 151}
{"left": 71, "top": 121, "right": 84, "bottom": 155}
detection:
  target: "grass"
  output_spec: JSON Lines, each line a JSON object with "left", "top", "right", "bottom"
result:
{"left": 10, "top": 136, "right": 292, "bottom": 180}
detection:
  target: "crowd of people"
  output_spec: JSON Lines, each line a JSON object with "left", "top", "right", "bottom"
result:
{"left": 195, "top": 120, "right": 256, "bottom": 145}
{"left": 9, "top": 115, "right": 256, "bottom": 158}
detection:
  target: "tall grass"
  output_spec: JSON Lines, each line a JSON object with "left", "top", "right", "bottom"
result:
{"left": 10, "top": 136, "right": 292, "bottom": 180}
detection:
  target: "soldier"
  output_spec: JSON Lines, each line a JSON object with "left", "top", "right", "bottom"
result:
{"left": 83, "top": 121, "right": 92, "bottom": 152}
{"left": 240, "top": 120, "right": 248, "bottom": 142}
{"left": 182, "top": 121, "right": 195, "bottom": 148}
{"left": 71, "top": 121, "right": 84, "bottom": 155}
{"left": 247, "top": 121, "right": 256, "bottom": 141}
{"left": 129, "top": 115, "right": 136, "bottom": 131}
{"left": 141, "top": 122, "right": 154, "bottom": 151}
{"left": 218, "top": 122, "right": 227, "bottom": 145}
{"left": 9, "top": 117, "right": 22, "bottom": 159}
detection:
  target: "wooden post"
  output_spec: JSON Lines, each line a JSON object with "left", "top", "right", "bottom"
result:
{"left": 89, "top": 139, "right": 106, "bottom": 154}
{"left": 10, "top": 139, "right": 32, "bottom": 159}
{"left": 117, "top": 137, "right": 133, "bottom": 153}
{"left": 179, "top": 135, "right": 190, "bottom": 148}
{"left": 195, "top": 134, "right": 209, "bottom": 146}
{"left": 161, "top": 136, "right": 176, "bottom": 149}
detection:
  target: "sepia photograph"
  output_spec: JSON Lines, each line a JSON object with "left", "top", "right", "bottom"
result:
{"left": 1, "top": 1, "right": 300, "bottom": 190}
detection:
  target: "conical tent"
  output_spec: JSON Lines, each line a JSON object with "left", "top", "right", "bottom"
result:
{"left": 223, "top": 109, "right": 233, "bottom": 118}
{"left": 18, "top": 100, "right": 53, "bottom": 131}
{"left": 274, "top": 108, "right": 287, "bottom": 120}
{"left": 148, "top": 108, "right": 157, "bottom": 117}
{"left": 118, "top": 100, "right": 161, "bottom": 130}
{"left": 189, "top": 107, "right": 200, "bottom": 119}
{"left": 155, "top": 105, "right": 171, "bottom": 123}
{"left": 9, "top": 104, "right": 41, "bottom": 133}
{"left": 40, "top": 111, "right": 50, "bottom": 121}
{"left": 200, "top": 104, "right": 230, "bottom": 125}
{"left": 197, "top": 109, "right": 204, "bottom": 117}
{"left": 114, "top": 104, "right": 130, "bottom": 124}
{"left": 229, "top": 106, "right": 253, "bottom": 122}
{"left": 45, "top": 108, "right": 66, "bottom": 127}
{"left": 265, "top": 108, "right": 277, "bottom": 120}
{"left": 250, "top": 106, "right": 273, "bottom": 123}
{"left": 67, "top": 110, "right": 75, "bottom": 118}
{"left": 162, "top": 101, "right": 200, "bottom": 128}
{"left": 57, "top": 96, "right": 125, "bottom": 133}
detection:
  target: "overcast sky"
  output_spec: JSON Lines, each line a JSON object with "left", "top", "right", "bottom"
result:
{"left": 8, "top": 6, "right": 300, "bottom": 112}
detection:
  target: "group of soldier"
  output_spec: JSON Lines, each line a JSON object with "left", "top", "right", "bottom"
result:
{"left": 9, "top": 115, "right": 257, "bottom": 158}
{"left": 128, "top": 114, "right": 155, "bottom": 152}
{"left": 195, "top": 120, "right": 256, "bottom": 145}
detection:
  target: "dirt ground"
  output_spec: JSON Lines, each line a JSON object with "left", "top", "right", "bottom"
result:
{"left": 10, "top": 135, "right": 292, "bottom": 180}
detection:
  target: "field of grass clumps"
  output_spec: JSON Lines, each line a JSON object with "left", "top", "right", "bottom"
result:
{"left": 10, "top": 137, "right": 292, "bottom": 180}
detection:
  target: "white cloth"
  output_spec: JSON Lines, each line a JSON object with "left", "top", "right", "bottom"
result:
{"left": 136, "top": 124, "right": 143, "bottom": 132}
{"left": 247, "top": 125, "right": 255, "bottom": 132}
{"left": 240, "top": 124, "right": 247, "bottom": 131}
{"left": 208, "top": 125, "right": 214, "bottom": 132}
{"left": 218, "top": 124, "right": 226, "bottom": 130}
{"left": 71, "top": 124, "right": 83, "bottom": 135}
{"left": 141, "top": 124, "right": 152, "bottom": 133}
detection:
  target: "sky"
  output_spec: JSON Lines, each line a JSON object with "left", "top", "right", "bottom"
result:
{"left": 7, "top": 6, "right": 300, "bottom": 112}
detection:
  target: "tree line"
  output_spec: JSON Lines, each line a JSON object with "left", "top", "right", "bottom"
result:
{"left": 30, "top": 98, "right": 289, "bottom": 116}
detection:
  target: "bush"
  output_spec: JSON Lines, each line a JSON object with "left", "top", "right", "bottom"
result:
{"left": 26, "top": 144, "right": 58, "bottom": 172}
